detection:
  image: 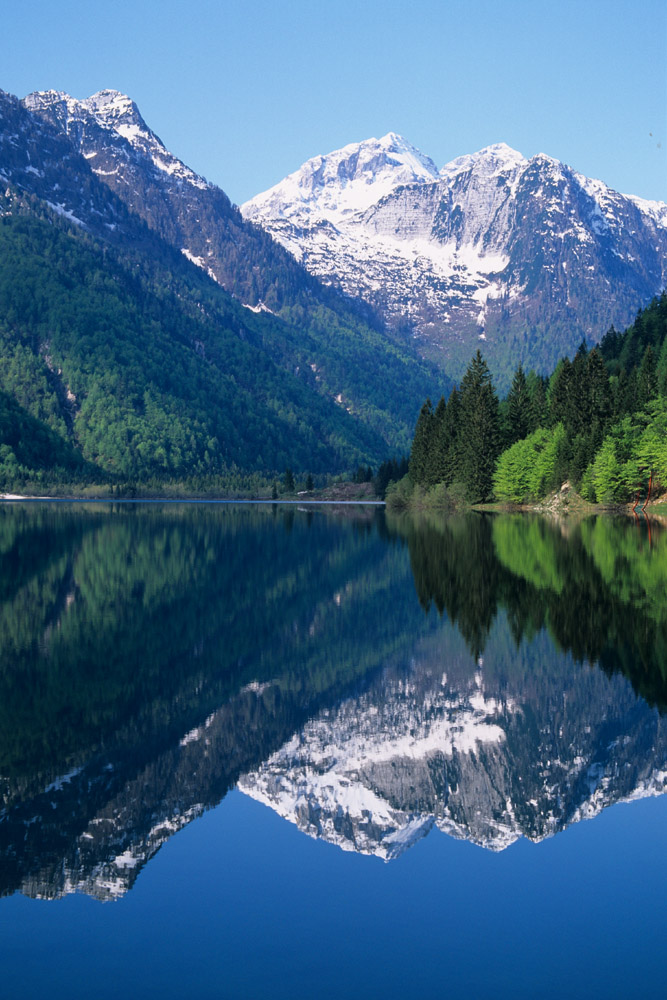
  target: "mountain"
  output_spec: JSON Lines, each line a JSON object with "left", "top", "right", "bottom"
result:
{"left": 0, "top": 88, "right": 448, "bottom": 484}
{"left": 21, "top": 89, "right": 449, "bottom": 412}
{"left": 243, "top": 135, "right": 667, "bottom": 385}
{"left": 0, "top": 206, "right": 388, "bottom": 481}
{"left": 20, "top": 88, "right": 308, "bottom": 308}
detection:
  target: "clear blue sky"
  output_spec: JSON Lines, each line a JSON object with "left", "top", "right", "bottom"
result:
{"left": 3, "top": 0, "right": 665, "bottom": 206}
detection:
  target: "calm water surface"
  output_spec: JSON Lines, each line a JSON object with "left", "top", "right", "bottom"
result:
{"left": 0, "top": 502, "right": 665, "bottom": 998}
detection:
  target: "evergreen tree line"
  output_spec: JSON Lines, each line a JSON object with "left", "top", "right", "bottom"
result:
{"left": 407, "top": 349, "right": 507, "bottom": 503}
{"left": 401, "top": 293, "right": 667, "bottom": 505}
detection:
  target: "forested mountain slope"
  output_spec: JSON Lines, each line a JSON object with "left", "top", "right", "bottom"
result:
{"left": 0, "top": 87, "right": 447, "bottom": 485}
{"left": 0, "top": 206, "right": 392, "bottom": 483}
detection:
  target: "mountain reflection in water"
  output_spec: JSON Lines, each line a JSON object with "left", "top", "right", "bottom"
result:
{"left": 0, "top": 502, "right": 666, "bottom": 900}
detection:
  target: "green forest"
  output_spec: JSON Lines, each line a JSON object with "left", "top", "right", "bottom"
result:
{"left": 0, "top": 198, "right": 441, "bottom": 492}
{"left": 396, "top": 292, "right": 667, "bottom": 506}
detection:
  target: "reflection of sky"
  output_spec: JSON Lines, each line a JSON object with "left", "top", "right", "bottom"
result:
{"left": 2, "top": 788, "right": 666, "bottom": 999}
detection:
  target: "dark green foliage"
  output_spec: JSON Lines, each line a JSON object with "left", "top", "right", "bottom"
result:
{"left": 424, "top": 395, "right": 448, "bottom": 486}
{"left": 0, "top": 212, "right": 397, "bottom": 485}
{"left": 0, "top": 389, "right": 97, "bottom": 486}
{"left": 658, "top": 336, "right": 667, "bottom": 396}
{"left": 283, "top": 468, "right": 295, "bottom": 492}
{"left": 403, "top": 293, "right": 667, "bottom": 506}
{"left": 504, "top": 295, "right": 667, "bottom": 501}
{"left": 439, "top": 386, "right": 463, "bottom": 485}
{"left": 458, "top": 351, "right": 501, "bottom": 502}
{"left": 409, "top": 399, "right": 435, "bottom": 486}
{"left": 505, "top": 363, "right": 530, "bottom": 447}
{"left": 405, "top": 351, "right": 502, "bottom": 503}
{"left": 600, "top": 292, "right": 667, "bottom": 374}
{"left": 1, "top": 86, "right": 451, "bottom": 468}
{"left": 375, "top": 456, "right": 409, "bottom": 499}
{"left": 637, "top": 344, "right": 658, "bottom": 409}
{"left": 353, "top": 465, "right": 373, "bottom": 483}
{"left": 526, "top": 371, "right": 548, "bottom": 433}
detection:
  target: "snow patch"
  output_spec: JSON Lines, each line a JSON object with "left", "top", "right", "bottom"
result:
{"left": 46, "top": 201, "right": 85, "bottom": 227}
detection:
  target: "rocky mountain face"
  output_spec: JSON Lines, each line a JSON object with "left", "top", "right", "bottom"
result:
{"left": 0, "top": 88, "right": 149, "bottom": 243}
{"left": 19, "top": 88, "right": 384, "bottom": 320}
{"left": 16, "top": 87, "right": 666, "bottom": 391}
{"left": 243, "top": 135, "right": 667, "bottom": 382}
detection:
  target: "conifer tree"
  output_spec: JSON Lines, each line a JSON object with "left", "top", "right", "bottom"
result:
{"left": 586, "top": 348, "right": 611, "bottom": 449}
{"left": 526, "top": 372, "right": 548, "bottom": 433}
{"left": 568, "top": 343, "right": 590, "bottom": 438}
{"left": 441, "top": 386, "right": 462, "bottom": 485}
{"left": 657, "top": 337, "right": 667, "bottom": 396}
{"left": 425, "top": 395, "right": 448, "bottom": 486}
{"left": 637, "top": 344, "right": 658, "bottom": 409}
{"left": 458, "top": 351, "right": 500, "bottom": 502}
{"left": 611, "top": 368, "right": 631, "bottom": 419}
{"left": 506, "top": 363, "right": 530, "bottom": 446}
{"left": 548, "top": 358, "right": 573, "bottom": 430}
{"left": 409, "top": 398, "right": 434, "bottom": 485}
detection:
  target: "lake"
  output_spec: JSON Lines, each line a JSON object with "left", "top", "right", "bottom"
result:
{"left": 0, "top": 501, "right": 665, "bottom": 998}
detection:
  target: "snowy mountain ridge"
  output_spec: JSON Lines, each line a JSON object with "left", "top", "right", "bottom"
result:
{"left": 23, "top": 88, "right": 209, "bottom": 191}
{"left": 17, "top": 88, "right": 667, "bottom": 381}
{"left": 243, "top": 134, "right": 667, "bottom": 380}
{"left": 245, "top": 131, "right": 440, "bottom": 225}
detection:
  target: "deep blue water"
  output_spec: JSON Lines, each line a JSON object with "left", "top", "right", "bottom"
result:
{"left": 2, "top": 789, "right": 667, "bottom": 1000}
{"left": 0, "top": 502, "right": 665, "bottom": 998}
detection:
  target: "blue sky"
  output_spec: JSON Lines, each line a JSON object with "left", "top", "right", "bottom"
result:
{"left": 3, "top": 0, "right": 665, "bottom": 206}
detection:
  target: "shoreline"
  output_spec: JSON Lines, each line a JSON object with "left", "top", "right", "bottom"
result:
{"left": 0, "top": 494, "right": 386, "bottom": 506}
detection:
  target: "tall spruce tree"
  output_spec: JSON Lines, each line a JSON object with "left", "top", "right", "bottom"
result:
{"left": 442, "top": 386, "right": 462, "bottom": 485}
{"left": 425, "top": 395, "right": 448, "bottom": 486}
{"left": 637, "top": 344, "right": 658, "bottom": 409}
{"left": 548, "top": 358, "right": 573, "bottom": 430}
{"left": 505, "top": 363, "right": 530, "bottom": 446}
{"left": 458, "top": 351, "right": 500, "bottom": 502}
{"left": 586, "top": 348, "right": 611, "bottom": 446}
{"left": 658, "top": 337, "right": 667, "bottom": 396}
{"left": 526, "top": 372, "right": 548, "bottom": 433}
{"left": 409, "top": 398, "right": 434, "bottom": 485}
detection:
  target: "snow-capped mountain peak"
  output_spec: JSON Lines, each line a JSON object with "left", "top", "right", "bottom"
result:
{"left": 25, "top": 87, "right": 138, "bottom": 119}
{"left": 79, "top": 89, "right": 143, "bottom": 127}
{"left": 23, "top": 88, "right": 209, "bottom": 190}
{"left": 374, "top": 130, "right": 441, "bottom": 181}
{"left": 439, "top": 141, "right": 527, "bottom": 180}
{"left": 242, "top": 132, "right": 667, "bottom": 380}
{"left": 242, "top": 132, "right": 439, "bottom": 226}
